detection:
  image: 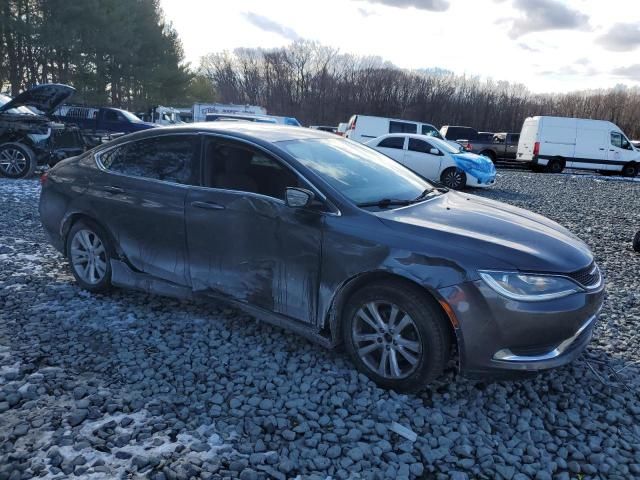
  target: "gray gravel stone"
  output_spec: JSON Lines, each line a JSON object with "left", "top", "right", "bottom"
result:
{"left": 0, "top": 172, "right": 639, "bottom": 479}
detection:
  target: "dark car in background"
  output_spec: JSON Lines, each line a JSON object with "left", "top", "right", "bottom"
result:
{"left": 39, "top": 123, "right": 605, "bottom": 391}
{"left": 0, "top": 84, "right": 87, "bottom": 178}
{"left": 54, "top": 105, "right": 157, "bottom": 135}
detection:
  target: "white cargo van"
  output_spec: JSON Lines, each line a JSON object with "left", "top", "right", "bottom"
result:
{"left": 517, "top": 116, "right": 639, "bottom": 176}
{"left": 345, "top": 115, "right": 442, "bottom": 143}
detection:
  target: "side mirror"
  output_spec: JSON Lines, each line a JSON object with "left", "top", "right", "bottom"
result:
{"left": 430, "top": 148, "right": 440, "bottom": 155}
{"left": 285, "top": 187, "right": 315, "bottom": 208}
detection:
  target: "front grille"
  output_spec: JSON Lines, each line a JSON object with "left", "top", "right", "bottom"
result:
{"left": 566, "top": 262, "right": 601, "bottom": 288}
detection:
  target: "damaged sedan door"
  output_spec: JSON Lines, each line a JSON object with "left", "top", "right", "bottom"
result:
{"left": 90, "top": 134, "right": 200, "bottom": 285}
{"left": 185, "top": 136, "right": 323, "bottom": 324}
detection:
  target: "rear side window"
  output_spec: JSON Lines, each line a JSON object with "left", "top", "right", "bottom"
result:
{"left": 408, "top": 138, "right": 433, "bottom": 153}
{"left": 389, "top": 121, "right": 417, "bottom": 134}
{"left": 611, "top": 132, "right": 622, "bottom": 149}
{"left": 509, "top": 134, "right": 520, "bottom": 143}
{"left": 378, "top": 137, "right": 405, "bottom": 149}
{"left": 99, "top": 135, "right": 199, "bottom": 185}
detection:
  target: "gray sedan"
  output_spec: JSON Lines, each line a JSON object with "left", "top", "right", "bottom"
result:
{"left": 39, "top": 123, "right": 605, "bottom": 392}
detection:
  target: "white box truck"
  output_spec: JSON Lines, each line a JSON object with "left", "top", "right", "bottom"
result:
{"left": 516, "top": 116, "right": 639, "bottom": 176}
{"left": 192, "top": 103, "right": 267, "bottom": 123}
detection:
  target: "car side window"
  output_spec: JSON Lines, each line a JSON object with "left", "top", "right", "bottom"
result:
{"left": 99, "top": 135, "right": 199, "bottom": 185}
{"left": 620, "top": 134, "right": 632, "bottom": 150}
{"left": 421, "top": 125, "right": 438, "bottom": 136}
{"left": 104, "top": 110, "right": 118, "bottom": 122}
{"left": 204, "top": 139, "right": 301, "bottom": 200}
{"left": 389, "top": 121, "right": 417, "bottom": 134}
{"left": 408, "top": 138, "right": 433, "bottom": 154}
{"left": 378, "top": 137, "right": 405, "bottom": 149}
{"left": 611, "top": 132, "right": 623, "bottom": 149}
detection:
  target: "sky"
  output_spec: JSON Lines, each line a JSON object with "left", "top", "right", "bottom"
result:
{"left": 159, "top": 0, "right": 640, "bottom": 94}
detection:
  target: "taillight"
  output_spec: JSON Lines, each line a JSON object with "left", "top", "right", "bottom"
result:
{"left": 349, "top": 117, "right": 357, "bottom": 130}
{"left": 533, "top": 141, "right": 540, "bottom": 157}
{"left": 465, "top": 143, "right": 472, "bottom": 151}
{"left": 39, "top": 172, "right": 48, "bottom": 186}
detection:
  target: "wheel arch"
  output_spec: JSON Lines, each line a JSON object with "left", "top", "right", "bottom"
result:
{"left": 479, "top": 149, "right": 497, "bottom": 161}
{"left": 61, "top": 211, "right": 119, "bottom": 258}
{"left": 324, "top": 270, "right": 459, "bottom": 349}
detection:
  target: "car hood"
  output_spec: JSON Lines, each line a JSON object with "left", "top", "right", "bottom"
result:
{"left": 0, "top": 84, "right": 75, "bottom": 115}
{"left": 375, "top": 191, "right": 593, "bottom": 273}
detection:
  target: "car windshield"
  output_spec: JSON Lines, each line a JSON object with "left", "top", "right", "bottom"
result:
{"left": 432, "top": 138, "right": 464, "bottom": 154}
{"left": 118, "top": 109, "right": 143, "bottom": 123}
{"left": 0, "top": 94, "right": 36, "bottom": 115}
{"left": 278, "top": 138, "right": 433, "bottom": 205}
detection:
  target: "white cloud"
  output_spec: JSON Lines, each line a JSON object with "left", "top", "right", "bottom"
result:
{"left": 502, "top": 0, "right": 590, "bottom": 39}
{"left": 242, "top": 12, "right": 301, "bottom": 41}
{"left": 597, "top": 23, "right": 640, "bottom": 52}
{"left": 357, "top": 0, "right": 449, "bottom": 12}
{"left": 159, "top": 0, "right": 640, "bottom": 93}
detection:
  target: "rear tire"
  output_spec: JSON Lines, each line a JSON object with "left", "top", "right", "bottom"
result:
{"left": 341, "top": 281, "right": 450, "bottom": 392}
{"left": 440, "top": 167, "right": 467, "bottom": 190}
{"left": 66, "top": 220, "right": 113, "bottom": 293}
{"left": 0, "top": 143, "right": 36, "bottom": 178}
{"left": 622, "top": 163, "right": 638, "bottom": 177}
{"left": 546, "top": 158, "right": 564, "bottom": 174}
{"left": 634, "top": 231, "right": 640, "bottom": 253}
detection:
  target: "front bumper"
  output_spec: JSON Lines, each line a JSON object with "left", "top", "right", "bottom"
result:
{"left": 438, "top": 277, "right": 605, "bottom": 377}
{"left": 466, "top": 172, "right": 496, "bottom": 188}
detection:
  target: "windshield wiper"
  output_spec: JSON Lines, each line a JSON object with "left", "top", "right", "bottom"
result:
{"left": 357, "top": 198, "right": 413, "bottom": 208}
{"left": 411, "top": 188, "right": 437, "bottom": 202}
{"left": 358, "top": 188, "right": 444, "bottom": 209}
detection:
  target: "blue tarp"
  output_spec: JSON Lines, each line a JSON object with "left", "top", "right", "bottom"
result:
{"left": 452, "top": 153, "right": 497, "bottom": 184}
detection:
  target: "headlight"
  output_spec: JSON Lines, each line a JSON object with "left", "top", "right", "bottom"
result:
{"left": 479, "top": 271, "right": 582, "bottom": 301}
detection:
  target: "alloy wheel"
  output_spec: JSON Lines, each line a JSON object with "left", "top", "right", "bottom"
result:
{"left": 352, "top": 301, "right": 422, "bottom": 379}
{"left": 70, "top": 229, "right": 108, "bottom": 284}
{"left": 0, "top": 148, "right": 27, "bottom": 177}
{"left": 443, "top": 169, "right": 464, "bottom": 189}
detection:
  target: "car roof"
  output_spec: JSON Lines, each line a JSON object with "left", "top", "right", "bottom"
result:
{"left": 106, "top": 121, "right": 336, "bottom": 144}
{"left": 372, "top": 133, "right": 444, "bottom": 142}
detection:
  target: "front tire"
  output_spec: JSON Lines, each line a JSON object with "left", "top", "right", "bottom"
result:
{"left": 440, "top": 167, "right": 467, "bottom": 190}
{"left": 0, "top": 143, "right": 36, "bottom": 178}
{"left": 66, "top": 220, "right": 113, "bottom": 293}
{"left": 342, "top": 282, "right": 450, "bottom": 392}
{"left": 633, "top": 231, "right": 640, "bottom": 253}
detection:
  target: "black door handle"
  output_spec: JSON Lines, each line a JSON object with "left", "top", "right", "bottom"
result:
{"left": 102, "top": 185, "right": 124, "bottom": 194}
{"left": 191, "top": 200, "right": 225, "bottom": 210}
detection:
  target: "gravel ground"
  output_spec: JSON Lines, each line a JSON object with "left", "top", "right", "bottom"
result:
{"left": 0, "top": 170, "right": 639, "bottom": 480}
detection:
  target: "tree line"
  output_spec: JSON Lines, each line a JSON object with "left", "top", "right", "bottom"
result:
{"left": 200, "top": 41, "right": 640, "bottom": 138}
{"left": 2, "top": 1, "right": 639, "bottom": 137}
{"left": 0, "top": 0, "right": 210, "bottom": 110}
